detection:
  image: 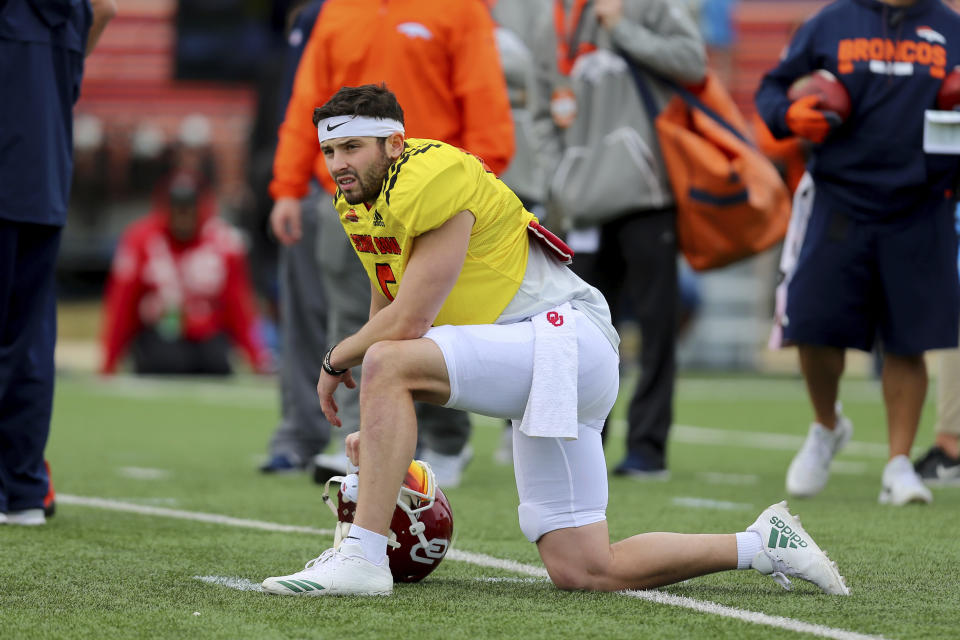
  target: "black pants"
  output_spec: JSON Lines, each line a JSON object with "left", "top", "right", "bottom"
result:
{"left": 570, "top": 208, "right": 678, "bottom": 468}
{"left": 132, "top": 328, "right": 232, "bottom": 376}
{"left": 0, "top": 220, "right": 60, "bottom": 512}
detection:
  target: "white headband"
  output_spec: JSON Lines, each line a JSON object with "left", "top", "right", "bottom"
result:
{"left": 316, "top": 115, "right": 405, "bottom": 144}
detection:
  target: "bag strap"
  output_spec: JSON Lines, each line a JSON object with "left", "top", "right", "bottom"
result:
{"left": 618, "top": 48, "right": 750, "bottom": 146}
{"left": 621, "top": 52, "right": 662, "bottom": 120}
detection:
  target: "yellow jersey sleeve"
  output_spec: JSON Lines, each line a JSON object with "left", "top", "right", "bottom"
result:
{"left": 384, "top": 142, "right": 477, "bottom": 236}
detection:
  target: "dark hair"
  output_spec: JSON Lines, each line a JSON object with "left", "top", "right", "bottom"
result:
{"left": 312, "top": 83, "right": 405, "bottom": 127}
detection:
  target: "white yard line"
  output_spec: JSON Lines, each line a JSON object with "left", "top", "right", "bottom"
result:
{"left": 63, "top": 494, "right": 888, "bottom": 640}
{"left": 620, "top": 589, "right": 887, "bottom": 640}
{"left": 58, "top": 495, "right": 334, "bottom": 536}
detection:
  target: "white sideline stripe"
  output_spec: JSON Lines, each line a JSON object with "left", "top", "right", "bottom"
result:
{"left": 114, "top": 497, "right": 181, "bottom": 506}
{"left": 672, "top": 497, "right": 753, "bottom": 511}
{"left": 446, "top": 549, "right": 548, "bottom": 577}
{"left": 65, "top": 494, "right": 887, "bottom": 640}
{"left": 620, "top": 590, "right": 887, "bottom": 640}
{"left": 58, "top": 495, "right": 335, "bottom": 536}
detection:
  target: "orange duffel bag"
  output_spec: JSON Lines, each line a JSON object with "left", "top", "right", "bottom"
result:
{"left": 630, "top": 65, "right": 791, "bottom": 271}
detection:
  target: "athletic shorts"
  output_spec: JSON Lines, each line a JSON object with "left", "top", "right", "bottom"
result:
{"left": 424, "top": 309, "right": 619, "bottom": 542}
{"left": 784, "top": 189, "right": 959, "bottom": 355}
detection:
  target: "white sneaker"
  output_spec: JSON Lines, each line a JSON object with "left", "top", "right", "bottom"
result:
{"left": 786, "top": 414, "right": 853, "bottom": 497}
{"left": 6, "top": 509, "right": 45, "bottom": 526}
{"left": 419, "top": 446, "right": 473, "bottom": 488}
{"left": 879, "top": 455, "right": 933, "bottom": 505}
{"left": 261, "top": 542, "right": 393, "bottom": 596}
{"left": 0, "top": 512, "right": 6, "bottom": 525}
{"left": 747, "top": 501, "right": 850, "bottom": 595}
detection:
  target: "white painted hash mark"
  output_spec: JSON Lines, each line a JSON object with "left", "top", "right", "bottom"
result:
{"left": 472, "top": 577, "right": 548, "bottom": 583}
{"left": 194, "top": 576, "right": 262, "bottom": 592}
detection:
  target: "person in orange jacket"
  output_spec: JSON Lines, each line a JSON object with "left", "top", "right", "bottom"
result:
{"left": 260, "top": 0, "right": 514, "bottom": 483}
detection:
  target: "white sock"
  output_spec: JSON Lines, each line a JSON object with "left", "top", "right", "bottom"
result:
{"left": 735, "top": 531, "right": 763, "bottom": 570}
{"left": 343, "top": 524, "right": 388, "bottom": 566}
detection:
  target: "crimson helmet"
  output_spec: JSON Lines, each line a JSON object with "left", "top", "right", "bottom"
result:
{"left": 321, "top": 460, "right": 454, "bottom": 583}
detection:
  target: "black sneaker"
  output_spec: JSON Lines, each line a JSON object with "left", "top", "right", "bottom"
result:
{"left": 913, "top": 446, "right": 960, "bottom": 486}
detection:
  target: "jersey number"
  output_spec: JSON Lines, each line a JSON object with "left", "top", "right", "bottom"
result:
{"left": 376, "top": 263, "right": 396, "bottom": 301}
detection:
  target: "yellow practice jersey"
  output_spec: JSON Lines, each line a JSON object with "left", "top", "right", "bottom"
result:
{"left": 333, "top": 138, "right": 534, "bottom": 326}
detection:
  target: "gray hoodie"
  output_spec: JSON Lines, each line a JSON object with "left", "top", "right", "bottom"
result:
{"left": 532, "top": 0, "right": 706, "bottom": 228}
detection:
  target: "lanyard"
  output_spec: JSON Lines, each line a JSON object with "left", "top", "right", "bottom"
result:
{"left": 554, "top": 0, "right": 597, "bottom": 76}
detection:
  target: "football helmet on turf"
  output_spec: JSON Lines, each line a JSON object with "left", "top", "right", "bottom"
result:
{"left": 321, "top": 460, "right": 454, "bottom": 583}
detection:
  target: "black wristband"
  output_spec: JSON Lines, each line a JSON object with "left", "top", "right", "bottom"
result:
{"left": 322, "top": 345, "right": 348, "bottom": 376}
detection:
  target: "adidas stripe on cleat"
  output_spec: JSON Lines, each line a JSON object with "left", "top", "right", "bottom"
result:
{"left": 261, "top": 542, "right": 393, "bottom": 596}
{"left": 747, "top": 501, "right": 850, "bottom": 595}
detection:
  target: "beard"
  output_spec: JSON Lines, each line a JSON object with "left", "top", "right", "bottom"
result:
{"left": 339, "top": 150, "right": 393, "bottom": 205}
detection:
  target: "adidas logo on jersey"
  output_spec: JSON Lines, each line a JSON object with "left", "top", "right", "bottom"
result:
{"left": 373, "top": 211, "right": 385, "bottom": 227}
{"left": 767, "top": 516, "right": 808, "bottom": 549}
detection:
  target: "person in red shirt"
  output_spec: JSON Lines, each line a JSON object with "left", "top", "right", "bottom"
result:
{"left": 100, "top": 171, "right": 271, "bottom": 376}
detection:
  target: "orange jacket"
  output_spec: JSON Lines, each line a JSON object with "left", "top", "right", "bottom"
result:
{"left": 270, "top": 0, "right": 514, "bottom": 200}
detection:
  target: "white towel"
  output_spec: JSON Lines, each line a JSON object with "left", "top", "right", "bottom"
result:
{"left": 519, "top": 303, "right": 578, "bottom": 440}
{"left": 769, "top": 172, "right": 815, "bottom": 349}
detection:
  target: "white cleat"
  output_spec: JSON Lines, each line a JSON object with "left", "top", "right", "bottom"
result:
{"left": 6, "top": 509, "right": 46, "bottom": 526}
{"left": 879, "top": 455, "right": 933, "bottom": 506}
{"left": 747, "top": 501, "right": 850, "bottom": 595}
{"left": 786, "top": 414, "right": 853, "bottom": 498}
{"left": 261, "top": 542, "right": 392, "bottom": 596}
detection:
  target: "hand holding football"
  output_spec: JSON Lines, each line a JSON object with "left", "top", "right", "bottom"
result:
{"left": 787, "top": 70, "right": 852, "bottom": 121}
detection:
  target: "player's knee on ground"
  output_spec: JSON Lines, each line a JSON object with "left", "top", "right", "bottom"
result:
{"left": 538, "top": 540, "right": 610, "bottom": 592}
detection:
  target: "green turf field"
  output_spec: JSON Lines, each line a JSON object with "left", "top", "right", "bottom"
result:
{"left": 2, "top": 373, "right": 956, "bottom": 639}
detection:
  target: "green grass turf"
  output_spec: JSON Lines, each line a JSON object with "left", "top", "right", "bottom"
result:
{"left": 2, "top": 372, "right": 957, "bottom": 639}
